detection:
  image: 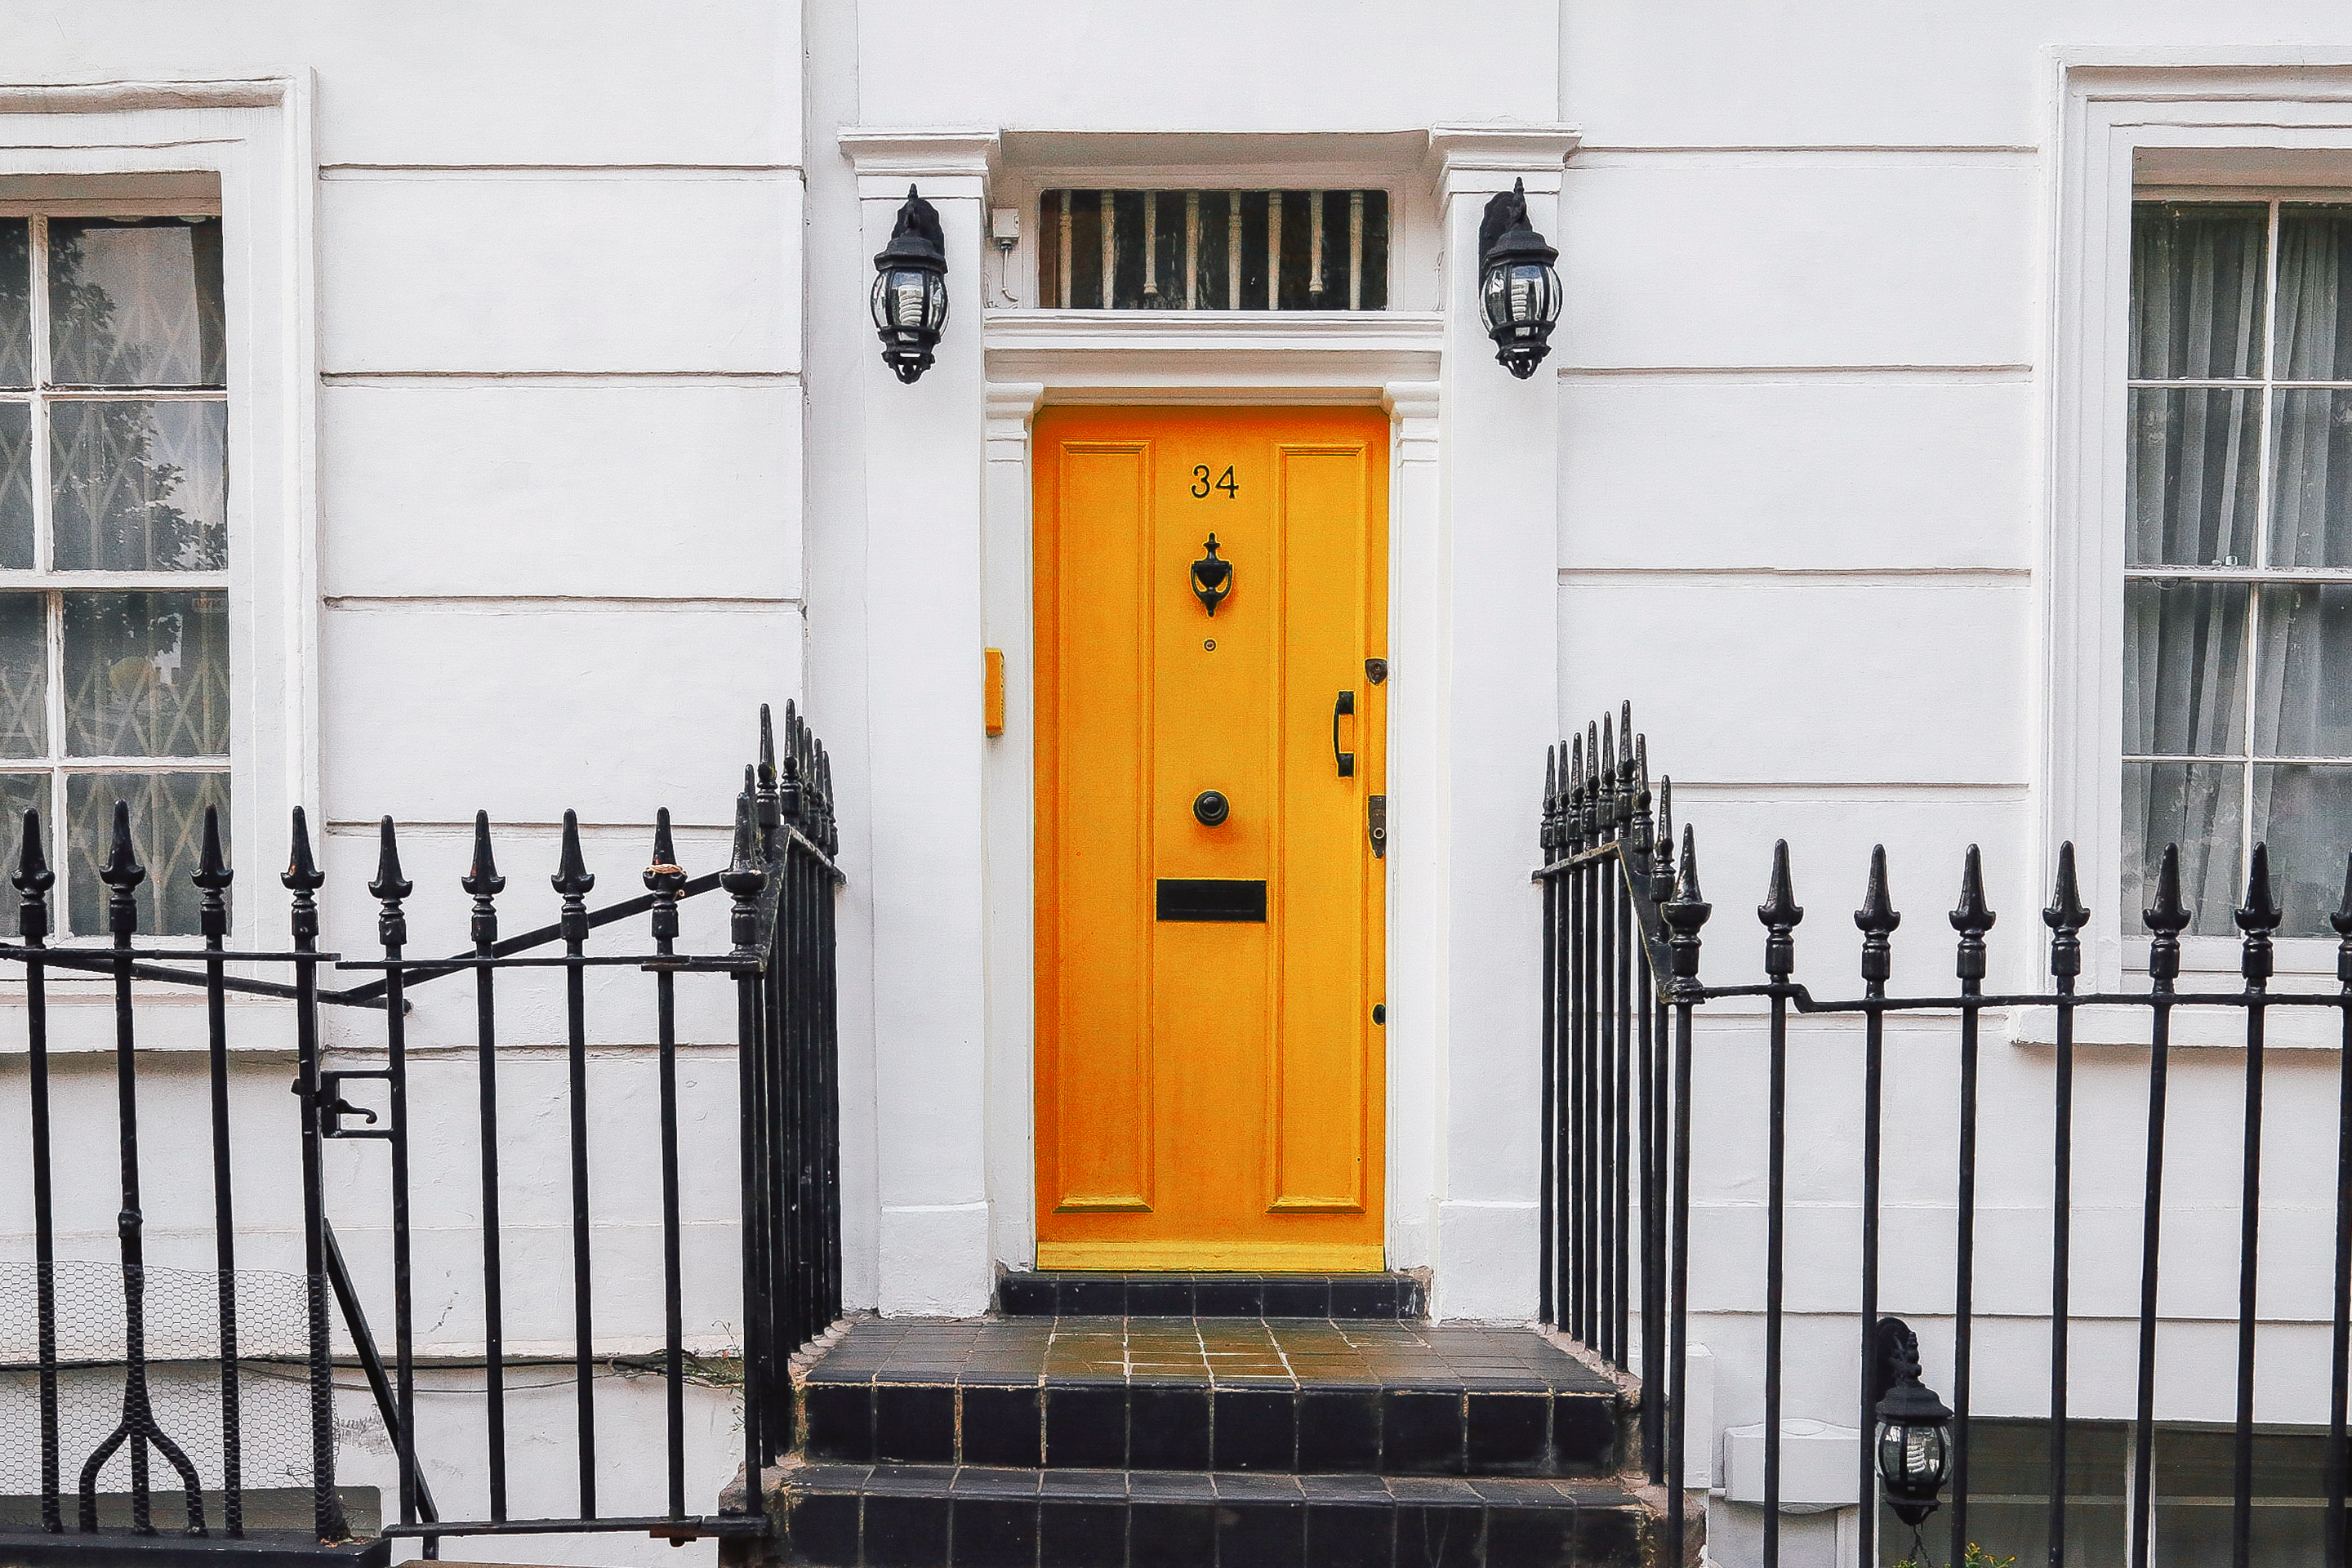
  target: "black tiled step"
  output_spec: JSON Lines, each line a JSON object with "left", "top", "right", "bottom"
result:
{"left": 776, "top": 1463, "right": 1651, "bottom": 1568}
{"left": 996, "top": 1271, "right": 1426, "bottom": 1320}
{"left": 800, "top": 1319, "right": 1622, "bottom": 1478}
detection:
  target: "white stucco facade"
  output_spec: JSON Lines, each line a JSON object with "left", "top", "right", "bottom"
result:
{"left": 2, "top": 5, "right": 2351, "bottom": 1565}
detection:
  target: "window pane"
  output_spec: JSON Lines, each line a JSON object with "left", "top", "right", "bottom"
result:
{"left": 2124, "top": 760, "right": 2244, "bottom": 936}
{"left": 50, "top": 399, "right": 227, "bottom": 572}
{"left": 0, "top": 773, "right": 48, "bottom": 874}
{"left": 2127, "top": 387, "right": 2262, "bottom": 565}
{"left": 65, "top": 770, "right": 226, "bottom": 938}
{"left": 0, "top": 594, "right": 45, "bottom": 759}
{"left": 62, "top": 590, "right": 229, "bottom": 759}
{"left": 2124, "top": 580, "right": 2249, "bottom": 755}
{"left": 2253, "top": 583, "right": 2352, "bottom": 755}
{"left": 2153, "top": 1428, "right": 2327, "bottom": 1568}
{"left": 47, "top": 217, "right": 226, "bottom": 388}
{"left": 2131, "top": 203, "right": 2270, "bottom": 381}
{"left": 0, "top": 400, "right": 31, "bottom": 568}
{"left": 2278, "top": 204, "right": 2352, "bottom": 381}
{"left": 2254, "top": 765, "right": 2352, "bottom": 936}
{"left": 2270, "top": 388, "right": 2352, "bottom": 566}
{"left": 0, "top": 218, "right": 28, "bottom": 388}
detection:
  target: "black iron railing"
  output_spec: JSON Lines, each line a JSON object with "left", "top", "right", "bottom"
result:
{"left": 4, "top": 702, "right": 841, "bottom": 1559}
{"left": 1538, "top": 702, "right": 2352, "bottom": 1568}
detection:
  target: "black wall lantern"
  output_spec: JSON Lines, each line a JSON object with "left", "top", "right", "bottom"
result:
{"left": 1477, "top": 176, "right": 1562, "bottom": 380}
{"left": 1869, "top": 1317, "right": 1954, "bottom": 1529}
{"left": 871, "top": 185, "right": 949, "bottom": 384}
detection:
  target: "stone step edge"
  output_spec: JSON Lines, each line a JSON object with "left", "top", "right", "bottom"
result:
{"left": 994, "top": 1269, "right": 1430, "bottom": 1320}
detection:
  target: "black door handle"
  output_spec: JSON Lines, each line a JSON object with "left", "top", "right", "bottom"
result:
{"left": 1332, "top": 690, "right": 1355, "bottom": 778}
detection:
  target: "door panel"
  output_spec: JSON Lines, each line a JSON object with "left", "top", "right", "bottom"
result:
{"left": 1035, "top": 407, "right": 1387, "bottom": 1272}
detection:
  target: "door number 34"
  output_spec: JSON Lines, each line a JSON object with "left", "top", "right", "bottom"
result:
{"left": 1192, "top": 465, "right": 1239, "bottom": 499}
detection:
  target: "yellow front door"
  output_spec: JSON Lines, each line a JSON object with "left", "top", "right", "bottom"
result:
{"left": 1034, "top": 406, "right": 1388, "bottom": 1272}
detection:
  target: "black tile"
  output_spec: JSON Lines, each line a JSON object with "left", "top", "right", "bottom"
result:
{"left": 1481, "top": 1506, "right": 1573, "bottom": 1566}
{"left": 1193, "top": 1278, "right": 1265, "bottom": 1316}
{"left": 1306, "top": 1503, "right": 1395, "bottom": 1568}
{"left": 1392, "top": 1506, "right": 1481, "bottom": 1568}
{"left": 1127, "top": 1470, "right": 1216, "bottom": 1500}
{"left": 787, "top": 1490, "right": 862, "bottom": 1567}
{"left": 1045, "top": 1383, "right": 1129, "bottom": 1468}
{"left": 1381, "top": 1392, "right": 1464, "bottom": 1477}
{"left": 1327, "top": 1278, "right": 1399, "bottom": 1321}
{"left": 956, "top": 1466, "right": 1045, "bottom": 1496}
{"left": 863, "top": 1493, "right": 952, "bottom": 1568}
{"left": 1127, "top": 1385, "right": 1212, "bottom": 1471}
{"left": 964, "top": 1386, "right": 1045, "bottom": 1468}
{"left": 1260, "top": 1278, "right": 1331, "bottom": 1318}
{"left": 1126, "top": 1279, "right": 1194, "bottom": 1316}
{"left": 1039, "top": 1499, "right": 1127, "bottom": 1568}
{"left": 874, "top": 1383, "right": 956, "bottom": 1464}
{"left": 1548, "top": 1392, "right": 1619, "bottom": 1473}
{"left": 1396, "top": 1278, "right": 1428, "bottom": 1319}
{"left": 1058, "top": 1276, "right": 1128, "bottom": 1316}
{"left": 1216, "top": 1499, "right": 1304, "bottom": 1568}
{"left": 1464, "top": 1393, "right": 1548, "bottom": 1476}
{"left": 804, "top": 1383, "right": 875, "bottom": 1462}
{"left": 1212, "top": 1388, "right": 1298, "bottom": 1472}
{"left": 1000, "top": 1273, "right": 1058, "bottom": 1316}
{"left": 954, "top": 1495, "right": 1040, "bottom": 1567}
{"left": 1129, "top": 1501, "right": 1217, "bottom": 1568}
{"left": 1041, "top": 1468, "right": 1129, "bottom": 1501}
{"left": 1297, "top": 1391, "right": 1381, "bottom": 1472}
{"left": 1571, "top": 1497, "right": 1642, "bottom": 1560}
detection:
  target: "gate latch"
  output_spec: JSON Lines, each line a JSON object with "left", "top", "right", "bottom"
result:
{"left": 1368, "top": 794, "right": 1387, "bottom": 858}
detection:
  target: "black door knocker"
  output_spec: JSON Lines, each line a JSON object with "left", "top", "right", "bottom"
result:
{"left": 1191, "top": 534, "right": 1233, "bottom": 616}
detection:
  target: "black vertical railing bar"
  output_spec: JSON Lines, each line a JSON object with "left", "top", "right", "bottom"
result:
{"left": 194, "top": 808, "right": 243, "bottom": 1539}
{"left": 1598, "top": 714, "right": 1618, "bottom": 1368}
{"left": 1584, "top": 722, "right": 1603, "bottom": 1350}
{"left": 648, "top": 808, "right": 690, "bottom": 1521}
{"left": 462, "top": 811, "right": 510, "bottom": 1522}
{"left": 1614, "top": 706, "right": 1636, "bottom": 1369}
{"left": 318, "top": 1220, "right": 440, "bottom": 1536}
{"left": 2230, "top": 846, "right": 2279, "bottom": 1568}
{"left": 368, "top": 819, "right": 422, "bottom": 1539}
{"left": 1539, "top": 743, "right": 1560, "bottom": 1328}
{"left": 723, "top": 778, "right": 772, "bottom": 1526}
{"left": 1757, "top": 840, "right": 1801, "bottom": 1568}
{"left": 1946, "top": 844, "right": 1993, "bottom": 1568}
{"left": 551, "top": 809, "right": 599, "bottom": 1519}
{"left": 1854, "top": 844, "right": 1898, "bottom": 1568}
{"left": 1569, "top": 733, "right": 1587, "bottom": 1343}
{"left": 2330, "top": 854, "right": 2352, "bottom": 1568}
{"left": 1642, "top": 771, "right": 1674, "bottom": 1486}
{"left": 81, "top": 803, "right": 208, "bottom": 1538}
{"left": 821, "top": 739, "right": 845, "bottom": 1330}
{"left": 1660, "top": 823, "right": 1709, "bottom": 1568}
{"left": 2044, "top": 844, "right": 2088, "bottom": 1568}
{"left": 287, "top": 807, "right": 349, "bottom": 1545}
{"left": 2132, "top": 845, "right": 2187, "bottom": 1568}
{"left": 18, "top": 812, "right": 61, "bottom": 1535}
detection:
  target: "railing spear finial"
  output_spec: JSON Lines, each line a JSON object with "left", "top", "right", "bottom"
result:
{"left": 1649, "top": 777, "right": 1677, "bottom": 905}
{"left": 15, "top": 808, "right": 51, "bottom": 943}
{"left": 645, "top": 808, "right": 688, "bottom": 945}
{"left": 1758, "top": 840, "right": 1803, "bottom": 979}
{"left": 1949, "top": 844, "right": 1995, "bottom": 988}
{"left": 371, "top": 817, "right": 412, "bottom": 950}
{"left": 101, "top": 801, "right": 146, "bottom": 938}
{"left": 552, "top": 810, "right": 595, "bottom": 948}
{"left": 2236, "top": 842, "right": 2282, "bottom": 988}
{"left": 2144, "top": 844, "right": 2189, "bottom": 993}
{"left": 2043, "top": 843, "right": 2088, "bottom": 985}
{"left": 724, "top": 768, "right": 767, "bottom": 959}
{"left": 462, "top": 810, "right": 505, "bottom": 954}
{"left": 1856, "top": 844, "right": 1900, "bottom": 987}
{"left": 1664, "top": 823, "right": 1711, "bottom": 989}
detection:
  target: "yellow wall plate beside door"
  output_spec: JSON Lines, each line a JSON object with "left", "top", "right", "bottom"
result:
{"left": 1033, "top": 406, "right": 1388, "bottom": 1273}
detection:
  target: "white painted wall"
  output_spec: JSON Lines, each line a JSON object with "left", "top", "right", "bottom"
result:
{"left": 0, "top": 3, "right": 2349, "bottom": 1562}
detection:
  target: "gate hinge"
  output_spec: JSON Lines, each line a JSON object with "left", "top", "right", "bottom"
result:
{"left": 1368, "top": 794, "right": 1387, "bottom": 859}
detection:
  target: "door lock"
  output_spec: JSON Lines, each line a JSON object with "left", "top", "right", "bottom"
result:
{"left": 1368, "top": 794, "right": 1387, "bottom": 858}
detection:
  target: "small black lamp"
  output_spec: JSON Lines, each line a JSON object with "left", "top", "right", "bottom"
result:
{"left": 871, "top": 185, "right": 949, "bottom": 384}
{"left": 1477, "top": 176, "right": 1562, "bottom": 379}
{"left": 1869, "top": 1316, "right": 1954, "bottom": 1527}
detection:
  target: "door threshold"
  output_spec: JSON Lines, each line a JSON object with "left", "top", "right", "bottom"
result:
{"left": 1036, "top": 1241, "right": 1384, "bottom": 1272}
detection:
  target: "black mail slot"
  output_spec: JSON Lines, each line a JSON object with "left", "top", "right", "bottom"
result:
{"left": 1156, "top": 878, "right": 1267, "bottom": 923}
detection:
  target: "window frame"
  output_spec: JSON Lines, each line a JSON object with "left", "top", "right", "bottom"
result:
{"left": 2050, "top": 56, "right": 2352, "bottom": 994}
{"left": 0, "top": 78, "right": 320, "bottom": 965}
{"left": 1, "top": 201, "right": 234, "bottom": 939}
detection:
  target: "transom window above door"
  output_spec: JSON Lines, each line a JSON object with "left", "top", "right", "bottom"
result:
{"left": 2126, "top": 199, "right": 2352, "bottom": 938}
{"left": 1037, "top": 189, "right": 1390, "bottom": 311}
{"left": 0, "top": 212, "right": 229, "bottom": 937}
